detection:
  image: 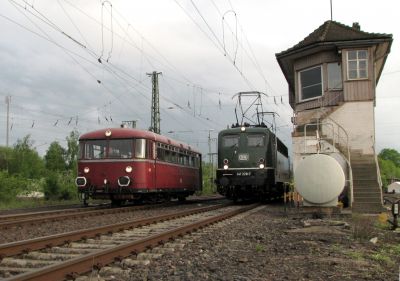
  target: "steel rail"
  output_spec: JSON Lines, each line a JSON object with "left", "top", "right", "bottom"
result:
{"left": 0, "top": 196, "right": 225, "bottom": 228}
{"left": 0, "top": 200, "right": 196, "bottom": 229}
{"left": 4, "top": 204, "right": 258, "bottom": 281}
{"left": 0, "top": 206, "right": 103, "bottom": 223}
{"left": 0, "top": 203, "right": 228, "bottom": 258}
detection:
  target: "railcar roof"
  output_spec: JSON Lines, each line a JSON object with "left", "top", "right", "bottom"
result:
{"left": 79, "top": 128, "right": 200, "bottom": 153}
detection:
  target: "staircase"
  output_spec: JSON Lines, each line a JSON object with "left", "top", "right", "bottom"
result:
{"left": 351, "top": 152, "right": 384, "bottom": 213}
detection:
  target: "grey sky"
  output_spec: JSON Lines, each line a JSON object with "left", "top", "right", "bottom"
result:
{"left": 0, "top": 0, "right": 399, "bottom": 157}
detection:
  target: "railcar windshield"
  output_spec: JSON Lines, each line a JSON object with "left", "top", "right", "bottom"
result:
{"left": 82, "top": 140, "right": 107, "bottom": 159}
{"left": 247, "top": 134, "right": 265, "bottom": 147}
{"left": 222, "top": 135, "right": 239, "bottom": 147}
{"left": 79, "top": 139, "right": 134, "bottom": 159}
{"left": 109, "top": 139, "right": 133, "bottom": 159}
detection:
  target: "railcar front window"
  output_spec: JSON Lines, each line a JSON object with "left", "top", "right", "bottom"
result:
{"left": 78, "top": 142, "right": 84, "bottom": 159}
{"left": 109, "top": 139, "right": 133, "bottom": 159}
{"left": 135, "top": 139, "right": 146, "bottom": 159}
{"left": 247, "top": 135, "right": 265, "bottom": 147}
{"left": 223, "top": 135, "right": 239, "bottom": 148}
{"left": 83, "top": 140, "right": 107, "bottom": 159}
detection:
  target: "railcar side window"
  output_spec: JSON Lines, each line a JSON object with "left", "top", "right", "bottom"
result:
{"left": 108, "top": 139, "right": 133, "bottom": 159}
{"left": 247, "top": 135, "right": 265, "bottom": 147}
{"left": 84, "top": 140, "right": 107, "bottom": 159}
{"left": 223, "top": 135, "right": 239, "bottom": 147}
{"left": 135, "top": 139, "right": 146, "bottom": 159}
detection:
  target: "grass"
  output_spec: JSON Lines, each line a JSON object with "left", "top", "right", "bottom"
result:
{"left": 346, "top": 251, "right": 364, "bottom": 260}
{"left": 0, "top": 198, "right": 82, "bottom": 210}
{"left": 369, "top": 252, "right": 394, "bottom": 266}
{"left": 255, "top": 244, "right": 264, "bottom": 252}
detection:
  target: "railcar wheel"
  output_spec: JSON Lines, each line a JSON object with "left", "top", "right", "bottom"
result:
{"left": 111, "top": 199, "right": 123, "bottom": 207}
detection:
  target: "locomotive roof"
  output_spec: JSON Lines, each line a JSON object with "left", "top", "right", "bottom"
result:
{"left": 218, "top": 126, "right": 273, "bottom": 135}
{"left": 79, "top": 128, "right": 200, "bottom": 153}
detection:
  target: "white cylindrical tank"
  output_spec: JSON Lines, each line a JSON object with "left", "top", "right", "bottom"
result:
{"left": 294, "top": 153, "right": 345, "bottom": 206}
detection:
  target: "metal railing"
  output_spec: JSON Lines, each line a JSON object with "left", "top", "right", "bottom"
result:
{"left": 303, "top": 118, "right": 353, "bottom": 206}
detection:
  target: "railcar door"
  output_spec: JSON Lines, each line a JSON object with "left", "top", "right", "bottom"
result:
{"left": 148, "top": 140, "right": 156, "bottom": 189}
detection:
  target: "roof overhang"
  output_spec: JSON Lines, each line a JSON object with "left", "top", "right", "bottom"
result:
{"left": 276, "top": 37, "right": 393, "bottom": 106}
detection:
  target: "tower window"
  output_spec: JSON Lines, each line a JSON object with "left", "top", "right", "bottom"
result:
{"left": 299, "top": 66, "right": 323, "bottom": 101}
{"left": 347, "top": 50, "right": 368, "bottom": 80}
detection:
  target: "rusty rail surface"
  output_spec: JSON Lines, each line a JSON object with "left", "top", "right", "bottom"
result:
{"left": 0, "top": 196, "right": 225, "bottom": 229}
{"left": 2, "top": 203, "right": 257, "bottom": 281}
{"left": 0, "top": 206, "right": 103, "bottom": 223}
{"left": 0, "top": 203, "right": 228, "bottom": 257}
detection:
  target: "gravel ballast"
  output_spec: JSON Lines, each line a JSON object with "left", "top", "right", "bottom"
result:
{"left": 126, "top": 205, "right": 400, "bottom": 281}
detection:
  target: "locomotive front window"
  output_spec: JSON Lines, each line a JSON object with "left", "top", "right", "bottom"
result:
{"left": 223, "top": 135, "right": 239, "bottom": 147}
{"left": 247, "top": 135, "right": 265, "bottom": 147}
{"left": 108, "top": 139, "right": 133, "bottom": 159}
{"left": 135, "top": 139, "right": 146, "bottom": 159}
{"left": 83, "top": 140, "right": 107, "bottom": 159}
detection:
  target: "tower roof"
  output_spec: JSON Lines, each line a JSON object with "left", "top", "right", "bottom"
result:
{"left": 277, "top": 20, "right": 392, "bottom": 57}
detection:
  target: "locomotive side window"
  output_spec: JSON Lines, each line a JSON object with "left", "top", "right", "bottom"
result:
{"left": 135, "top": 139, "right": 147, "bottom": 159}
{"left": 247, "top": 135, "right": 265, "bottom": 147}
{"left": 108, "top": 139, "right": 133, "bottom": 159}
{"left": 84, "top": 140, "right": 107, "bottom": 159}
{"left": 223, "top": 135, "right": 239, "bottom": 147}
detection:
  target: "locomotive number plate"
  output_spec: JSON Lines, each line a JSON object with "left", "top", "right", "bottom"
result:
{"left": 237, "top": 171, "right": 251, "bottom": 176}
{"left": 238, "top": 153, "right": 249, "bottom": 161}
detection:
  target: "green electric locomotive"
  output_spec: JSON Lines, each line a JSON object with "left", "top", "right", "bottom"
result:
{"left": 216, "top": 124, "right": 290, "bottom": 201}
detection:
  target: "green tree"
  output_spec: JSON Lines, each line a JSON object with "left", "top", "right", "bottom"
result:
{"left": 8, "top": 135, "right": 45, "bottom": 178}
{"left": 379, "top": 148, "right": 400, "bottom": 167}
{"left": 0, "top": 146, "right": 13, "bottom": 171}
{"left": 44, "top": 142, "right": 67, "bottom": 171}
{"left": 202, "top": 162, "right": 216, "bottom": 195}
{"left": 378, "top": 148, "right": 400, "bottom": 191}
{"left": 65, "top": 130, "right": 79, "bottom": 172}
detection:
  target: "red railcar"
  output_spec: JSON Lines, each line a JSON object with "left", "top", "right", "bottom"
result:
{"left": 75, "top": 128, "right": 202, "bottom": 205}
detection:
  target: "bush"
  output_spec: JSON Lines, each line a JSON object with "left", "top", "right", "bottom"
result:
{"left": 44, "top": 171, "right": 77, "bottom": 200}
{"left": 0, "top": 171, "right": 29, "bottom": 202}
{"left": 352, "top": 214, "right": 376, "bottom": 240}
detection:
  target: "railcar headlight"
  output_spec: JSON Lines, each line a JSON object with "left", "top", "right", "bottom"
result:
{"left": 223, "top": 164, "right": 229, "bottom": 170}
{"left": 104, "top": 179, "right": 108, "bottom": 185}
{"left": 84, "top": 167, "right": 90, "bottom": 174}
{"left": 259, "top": 163, "right": 265, "bottom": 169}
{"left": 259, "top": 158, "right": 265, "bottom": 163}
{"left": 240, "top": 126, "right": 246, "bottom": 132}
{"left": 105, "top": 129, "right": 112, "bottom": 137}
{"left": 125, "top": 166, "right": 133, "bottom": 173}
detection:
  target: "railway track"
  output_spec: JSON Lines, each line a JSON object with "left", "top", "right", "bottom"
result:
{"left": 0, "top": 203, "right": 259, "bottom": 280}
{"left": 0, "top": 196, "right": 225, "bottom": 230}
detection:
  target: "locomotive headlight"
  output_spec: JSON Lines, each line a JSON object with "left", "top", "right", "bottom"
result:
{"left": 84, "top": 167, "right": 90, "bottom": 174}
{"left": 240, "top": 126, "right": 246, "bottom": 132}
{"left": 103, "top": 179, "right": 108, "bottom": 185}
{"left": 105, "top": 129, "right": 112, "bottom": 137}
{"left": 223, "top": 164, "right": 229, "bottom": 170}
{"left": 259, "top": 163, "right": 265, "bottom": 169}
{"left": 223, "top": 159, "right": 229, "bottom": 164}
{"left": 125, "top": 166, "right": 133, "bottom": 173}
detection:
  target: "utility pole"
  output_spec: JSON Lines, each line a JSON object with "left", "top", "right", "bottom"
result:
{"left": 147, "top": 71, "right": 162, "bottom": 134}
{"left": 5, "top": 96, "right": 11, "bottom": 147}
